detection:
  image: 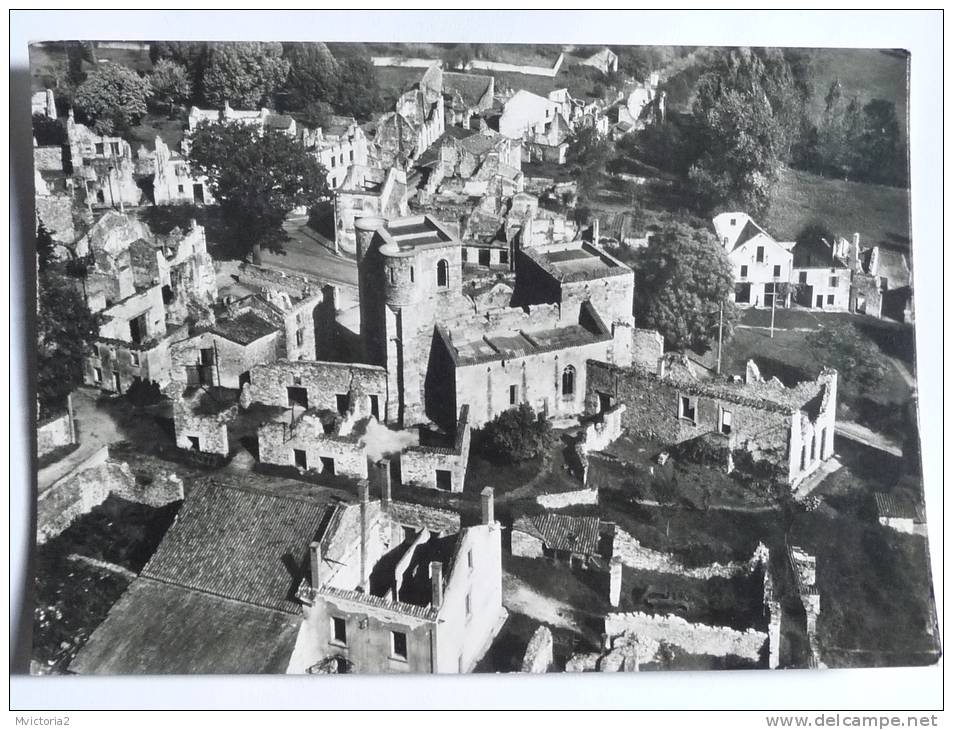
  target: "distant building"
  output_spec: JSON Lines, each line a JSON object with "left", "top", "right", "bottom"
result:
{"left": 442, "top": 71, "right": 495, "bottom": 128}
{"left": 371, "top": 64, "right": 446, "bottom": 169}
{"left": 580, "top": 47, "right": 619, "bottom": 75}
{"left": 333, "top": 165, "right": 410, "bottom": 256}
{"left": 66, "top": 109, "right": 142, "bottom": 209}
{"left": 790, "top": 233, "right": 852, "bottom": 311}
{"left": 149, "top": 136, "right": 213, "bottom": 206}
{"left": 712, "top": 212, "right": 794, "bottom": 308}
{"left": 303, "top": 116, "right": 370, "bottom": 190}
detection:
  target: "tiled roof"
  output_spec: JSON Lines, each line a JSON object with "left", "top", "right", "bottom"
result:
{"left": 513, "top": 513, "right": 601, "bottom": 556}
{"left": 874, "top": 492, "right": 920, "bottom": 520}
{"left": 141, "top": 479, "right": 333, "bottom": 614}
{"left": 69, "top": 579, "right": 302, "bottom": 675}
{"left": 208, "top": 311, "right": 280, "bottom": 346}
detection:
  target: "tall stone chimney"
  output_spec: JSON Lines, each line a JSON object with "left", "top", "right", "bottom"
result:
{"left": 480, "top": 487, "right": 495, "bottom": 525}
{"left": 359, "top": 482, "right": 370, "bottom": 592}
{"left": 609, "top": 556, "right": 622, "bottom": 607}
{"left": 592, "top": 218, "right": 600, "bottom": 245}
{"left": 310, "top": 541, "right": 322, "bottom": 591}
{"left": 430, "top": 561, "right": 443, "bottom": 609}
{"left": 376, "top": 459, "right": 391, "bottom": 509}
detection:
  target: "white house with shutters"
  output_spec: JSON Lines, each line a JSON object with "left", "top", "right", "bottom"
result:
{"left": 712, "top": 212, "right": 794, "bottom": 308}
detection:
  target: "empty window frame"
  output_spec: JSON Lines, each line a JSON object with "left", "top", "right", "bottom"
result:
{"left": 756, "top": 246, "right": 765, "bottom": 263}
{"left": 829, "top": 276, "right": 839, "bottom": 288}
{"left": 436, "top": 259, "right": 449, "bottom": 287}
{"left": 773, "top": 265, "right": 781, "bottom": 277}
{"left": 740, "top": 265, "right": 748, "bottom": 279}
{"left": 331, "top": 616, "right": 347, "bottom": 645}
{"left": 391, "top": 631, "right": 407, "bottom": 660}
{"left": 509, "top": 384, "right": 518, "bottom": 405}
{"left": 799, "top": 271, "right": 808, "bottom": 284}
{"left": 720, "top": 409, "right": 732, "bottom": 435}
{"left": 678, "top": 395, "right": 697, "bottom": 424}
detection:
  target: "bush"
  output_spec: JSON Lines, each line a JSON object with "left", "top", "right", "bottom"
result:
{"left": 125, "top": 378, "right": 163, "bottom": 408}
{"left": 480, "top": 404, "right": 555, "bottom": 463}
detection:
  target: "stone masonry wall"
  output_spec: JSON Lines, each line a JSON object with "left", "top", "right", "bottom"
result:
{"left": 604, "top": 612, "right": 767, "bottom": 662}
{"left": 36, "top": 454, "right": 184, "bottom": 545}
{"left": 399, "top": 407, "right": 471, "bottom": 492}
{"left": 249, "top": 360, "right": 388, "bottom": 421}
{"left": 258, "top": 415, "right": 368, "bottom": 479}
{"left": 521, "top": 625, "right": 554, "bottom": 673}
{"left": 37, "top": 412, "right": 74, "bottom": 459}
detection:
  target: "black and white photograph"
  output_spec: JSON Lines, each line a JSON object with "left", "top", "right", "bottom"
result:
{"left": 9, "top": 8, "right": 944, "bottom": 715}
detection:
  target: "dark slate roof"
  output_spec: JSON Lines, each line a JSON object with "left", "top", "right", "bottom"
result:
{"left": 513, "top": 513, "right": 601, "bottom": 556}
{"left": 443, "top": 71, "right": 493, "bottom": 108}
{"left": 68, "top": 579, "right": 302, "bottom": 675}
{"left": 141, "top": 479, "right": 333, "bottom": 614}
{"left": 207, "top": 311, "right": 280, "bottom": 346}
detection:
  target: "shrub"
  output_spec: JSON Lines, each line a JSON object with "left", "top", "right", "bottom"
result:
{"left": 480, "top": 404, "right": 555, "bottom": 463}
{"left": 125, "top": 378, "right": 163, "bottom": 408}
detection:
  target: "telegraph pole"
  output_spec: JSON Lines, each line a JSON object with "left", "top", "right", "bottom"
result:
{"left": 770, "top": 284, "right": 777, "bottom": 339}
{"left": 716, "top": 300, "right": 724, "bottom": 375}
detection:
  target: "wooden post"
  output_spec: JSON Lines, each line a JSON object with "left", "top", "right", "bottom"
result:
{"left": 716, "top": 301, "right": 724, "bottom": 375}
{"left": 770, "top": 285, "right": 776, "bottom": 339}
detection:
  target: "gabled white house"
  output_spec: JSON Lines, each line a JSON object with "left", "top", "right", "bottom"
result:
{"left": 712, "top": 212, "right": 794, "bottom": 307}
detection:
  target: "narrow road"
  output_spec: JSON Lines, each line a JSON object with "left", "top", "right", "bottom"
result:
{"left": 835, "top": 421, "right": 903, "bottom": 457}
{"left": 259, "top": 216, "right": 358, "bottom": 291}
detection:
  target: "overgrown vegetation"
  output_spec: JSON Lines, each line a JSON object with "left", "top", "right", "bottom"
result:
{"left": 479, "top": 404, "right": 556, "bottom": 464}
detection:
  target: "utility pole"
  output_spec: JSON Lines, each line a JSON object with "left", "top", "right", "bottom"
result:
{"left": 770, "top": 284, "right": 777, "bottom": 339}
{"left": 716, "top": 300, "right": 724, "bottom": 375}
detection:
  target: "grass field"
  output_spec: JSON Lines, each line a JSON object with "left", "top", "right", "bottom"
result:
{"left": 765, "top": 167, "right": 911, "bottom": 248}
{"left": 803, "top": 47, "right": 908, "bottom": 123}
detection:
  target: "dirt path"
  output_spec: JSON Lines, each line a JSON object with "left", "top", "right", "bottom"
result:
{"left": 38, "top": 388, "right": 123, "bottom": 492}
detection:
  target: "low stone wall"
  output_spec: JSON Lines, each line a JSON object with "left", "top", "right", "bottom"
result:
{"left": 468, "top": 54, "right": 564, "bottom": 77}
{"left": 611, "top": 528, "right": 744, "bottom": 580}
{"left": 536, "top": 487, "right": 598, "bottom": 509}
{"left": 604, "top": 612, "right": 768, "bottom": 663}
{"left": 37, "top": 454, "right": 184, "bottom": 545}
{"left": 37, "top": 411, "right": 74, "bottom": 459}
{"left": 521, "top": 625, "right": 554, "bottom": 673}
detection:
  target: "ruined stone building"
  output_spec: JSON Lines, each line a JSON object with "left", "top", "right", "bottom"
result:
{"left": 186, "top": 101, "right": 297, "bottom": 140}
{"left": 333, "top": 165, "right": 410, "bottom": 256}
{"left": 352, "top": 214, "right": 636, "bottom": 429}
{"left": 442, "top": 71, "right": 495, "bottom": 128}
{"left": 844, "top": 233, "right": 914, "bottom": 323}
{"left": 33, "top": 139, "right": 74, "bottom": 243}
{"left": 297, "top": 483, "right": 504, "bottom": 674}
{"left": 585, "top": 357, "right": 838, "bottom": 488}
{"left": 147, "top": 136, "right": 213, "bottom": 206}
{"left": 66, "top": 109, "right": 142, "bottom": 209}
{"left": 790, "top": 231, "right": 852, "bottom": 311}
{"left": 371, "top": 63, "right": 446, "bottom": 170}
{"left": 302, "top": 116, "right": 370, "bottom": 190}
{"left": 31, "top": 88, "right": 57, "bottom": 119}
{"left": 78, "top": 212, "right": 217, "bottom": 394}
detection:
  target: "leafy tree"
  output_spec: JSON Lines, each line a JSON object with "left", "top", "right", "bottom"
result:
{"left": 858, "top": 99, "right": 906, "bottom": 186}
{"left": 481, "top": 404, "right": 556, "bottom": 463}
{"left": 186, "top": 120, "right": 329, "bottom": 263}
{"left": 149, "top": 59, "right": 192, "bottom": 115}
{"left": 200, "top": 42, "right": 289, "bottom": 108}
{"left": 630, "top": 222, "right": 737, "bottom": 350}
{"left": 687, "top": 47, "right": 804, "bottom": 216}
{"left": 566, "top": 125, "right": 613, "bottom": 195}
{"left": 281, "top": 42, "right": 340, "bottom": 112}
{"left": 333, "top": 55, "right": 383, "bottom": 120}
{"left": 73, "top": 62, "right": 151, "bottom": 135}
{"left": 442, "top": 43, "right": 475, "bottom": 70}
{"left": 36, "top": 225, "right": 99, "bottom": 418}
{"left": 806, "top": 322, "right": 888, "bottom": 400}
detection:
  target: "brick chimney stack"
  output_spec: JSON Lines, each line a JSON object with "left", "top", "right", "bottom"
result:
{"left": 310, "top": 541, "right": 322, "bottom": 591}
{"left": 430, "top": 561, "right": 443, "bottom": 609}
{"left": 376, "top": 459, "right": 391, "bottom": 509}
{"left": 359, "top": 482, "right": 370, "bottom": 592}
{"left": 480, "top": 487, "right": 495, "bottom": 525}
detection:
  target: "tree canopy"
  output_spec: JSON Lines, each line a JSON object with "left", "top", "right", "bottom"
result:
{"left": 480, "top": 403, "right": 556, "bottom": 463}
{"left": 36, "top": 224, "right": 99, "bottom": 418}
{"left": 687, "top": 47, "right": 808, "bottom": 217}
{"left": 200, "top": 42, "right": 290, "bottom": 109}
{"left": 630, "top": 222, "right": 737, "bottom": 350}
{"left": 73, "top": 62, "right": 151, "bottom": 135}
{"left": 149, "top": 58, "right": 192, "bottom": 114}
{"left": 566, "top": 125, "right": 613, "bottom": 195}
{"left": 186, "top": 120, "right": 329, "bottom": 263}
{"left": 280, "top": 45, "right": 382, "bottom": 121}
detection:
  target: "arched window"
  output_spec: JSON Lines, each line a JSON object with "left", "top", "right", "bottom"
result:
{"left": 437, "top": 259, "right": 449, "bottom": 288}
{"left": 561, "top": 365, "right": 576, "bottom": 397}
